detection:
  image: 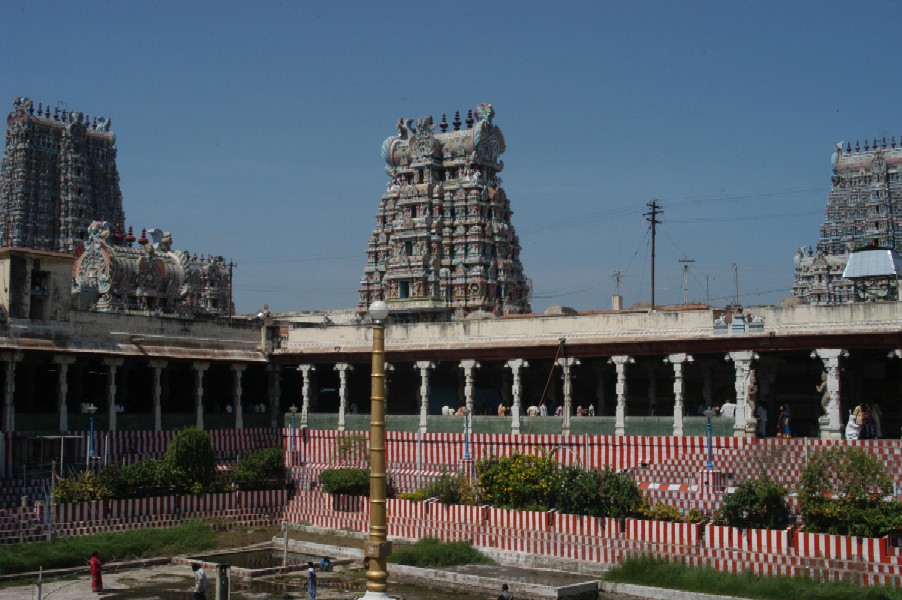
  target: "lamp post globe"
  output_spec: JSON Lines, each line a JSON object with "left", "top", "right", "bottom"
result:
{"left": 369, "top": 300, "right": 389, "bottom": 322}
{"left": 84, "top": 403, "right": 98, "bottom": 462}
{"left": 703, "top": 408, "right": 715, "bottom": 471}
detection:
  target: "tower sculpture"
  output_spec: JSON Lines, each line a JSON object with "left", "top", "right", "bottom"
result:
{"left": 793, "top": 137, "right": 902, "bottom": 303}
{"left": 0, "top": 97, "right": 125, "bottom": 252}
{"left": 358, "top": 104, "right": 531, "bottom": 321}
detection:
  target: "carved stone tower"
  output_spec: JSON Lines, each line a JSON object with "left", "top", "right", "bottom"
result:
{"left": 0, "top": 97, "right": 125, "bottom": 252}
{"left": 358, "top": 104, "right": 531, "bottom": 321}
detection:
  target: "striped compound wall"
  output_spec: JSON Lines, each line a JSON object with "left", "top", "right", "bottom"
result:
{"left": 285, "top": 489, "right": 902, "bottom": 587}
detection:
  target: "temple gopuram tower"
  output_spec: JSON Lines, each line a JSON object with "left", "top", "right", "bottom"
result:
{"left": 358, "top": 103, "right": 531, "bottom": 321}
{"left": 793, "top": 137, "right": 902, "bottom": 303}
{"left": 0, "top": 97, "right": 125, "bottom": 252}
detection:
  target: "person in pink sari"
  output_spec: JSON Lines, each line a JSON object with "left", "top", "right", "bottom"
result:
{"left": 90, "top": 551, "right": 103, "bottom": 593}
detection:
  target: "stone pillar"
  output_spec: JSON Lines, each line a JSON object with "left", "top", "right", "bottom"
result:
{"left": 726, "top": 351, "right": 758, "bottom": 436}
{"left": 103, "top": 358, "right": 123, "bottom": 432}
{"left": 645, "top": 362, "right": 658, "bottom": 415}
{"left": 609, "top": 356, "right": 634, "bottom": 436}
{"left": 335, "top": 363, "right": 353, "bottom": 432}
{"left": 150, "top": 359, "right": 167, "bottom": 431}
{"left": 232, "top": 364, "right": 246, "bottom": 429}
{"left": 592, "top": 362, "right": 607, "bottom": 416}
{"left": 193, "top": 362, "right": 210, "bottom": 429}
{"left": 813, "top": 349, "right": 847, "bottom": 440}
{"left": 384, "top": 363, "right": 394, "bottom": 407}
{"left": 298, "top": 365, "right": 315, "bottom": 428}
{"left": 1, "top": 352, "right": 21, "bottom": 432}
{"left": 415, "top": 361, "right": 434, "bottom": 434}
{"left": 53, "top": 356, "right": 76, "bottom": 432}
{"left": 556, "top": 357, "right": 580, "bottom": 435}
{"left": 460, "top": 360, "right": 480, "bottom": 438}
{"left": 665, "top": 353, "right": 693, "bottom": 436}
{"left": 506, "top": 359, "right": 528, "bottom": 434}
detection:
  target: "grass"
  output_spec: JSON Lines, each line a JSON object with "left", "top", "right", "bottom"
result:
{"left": 388, "top": 538, "right": 494, "bottom": 568}
{"left": 0, "top": 521, "right": 216, "bottom": 575}
{"left": 605, "top": 556, "right": 902, "bottom": 600}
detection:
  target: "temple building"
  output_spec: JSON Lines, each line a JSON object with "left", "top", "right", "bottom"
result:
{"left": 793, "top": 137, "right": 902, "bottom": 303}
{"left": 357, "top": 103, "right": 532, "bottom": 322}
{"left": 0, "top": 97, "right": 125, "bottom": 252}
{"left": 72, "top": 222, "right": 233, "bottom": 316}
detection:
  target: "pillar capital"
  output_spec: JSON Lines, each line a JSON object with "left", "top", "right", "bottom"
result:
{"left": 0, "top": 352, "right": 22, "bottom": 362}
{"left": 149, "top": 359, "right": 168, "bottom": 369}
{"left": 103, "top": 357, "right": 124, "bottom": 367}
{"left": 52, "top": 355, "right": 77, "bottom": 366}
{"left": 193, "top": 361, "right": 210, "bottom": 372}
{"left": 231, "top": 363, "right": 248, "bottom": 372}
{"left": 298, "top": 364, "right": 316, "bottom": 374}
{"left": 334, "top": 362, "right": 354, "bottom": 372}
{"left": 506, "top": 358, "right": 529, "bottom": 371}
{"left": 415, "top": 361, "right": 435, "bottom": 371}
{"left": 460, "top": 360, "right": 480, "bottom": 371}
{"left": 555, "top": 357, "right": 580, "bottom": 368}
{"left": 812, "top": 348, "right": 848, "bottom": 366}
{"left": 609, "top": 355, "right": 634, "bottom": 367}
{"left": 665, "top": 353, "right": 693, "bottom": 365}
{"left": 726, "top": 350, "right": 758, "bottom": 364}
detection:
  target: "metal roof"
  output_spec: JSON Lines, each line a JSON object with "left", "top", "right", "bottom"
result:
{"left": 842, "top": 248, "right": 902, "bottom": 279}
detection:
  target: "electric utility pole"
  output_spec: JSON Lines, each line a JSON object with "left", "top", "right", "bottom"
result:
{"left": 644, "top": 200, "right": 662, "bottom": 310}
{"left": 679, "top": 258, "right": 695, "bottom": 305}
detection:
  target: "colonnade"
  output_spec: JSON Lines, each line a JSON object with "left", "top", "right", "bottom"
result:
{"left": 0, "top": 345, "right": 892, "bottom": 439}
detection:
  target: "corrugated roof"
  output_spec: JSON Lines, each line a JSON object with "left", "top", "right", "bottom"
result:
{"left": 842, "top": 248, "right": 902, "bottom": 279}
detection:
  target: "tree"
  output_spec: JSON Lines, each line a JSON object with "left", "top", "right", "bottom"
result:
{"left": 163, "top": 427, "right": 217, "bottom": 494}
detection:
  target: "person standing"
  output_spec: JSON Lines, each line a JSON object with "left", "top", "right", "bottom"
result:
{"left": 755, "top": 403, "right": 768, "bottom": 437}
{"left": 306, "top": 561, "right": 317, "bottom": 600}
{"left": 777, "top": 404, "right": 791, "bottom": 438}
{"left": 498, "top": 583, "right": 514, "bottom": 600}
{"left": 192, "top": 562, "right": 207, "bottom": 600}
{"left": 89, "top": 551, "right": 103, "bottom": 593}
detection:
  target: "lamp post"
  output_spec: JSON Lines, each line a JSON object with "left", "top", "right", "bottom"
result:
{"left": 85, "top": 403, "right": 97, "bottom": 466}
{"left": 462, "top": 407, "right": 471, "bottom": 461}
{"left": 704, "top": 408, "right": 715, "bottom": 471}
{"left": 363, "top": 300, "right": 391, "bottom": 599}
{"left": 289, "top": 405, "right": 297, "bottom": 468}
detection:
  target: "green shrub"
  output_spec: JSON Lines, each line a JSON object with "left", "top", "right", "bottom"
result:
{"left": 641, "top": 503, "right": 684, "bottom": 523}
{"left": 799, "top": 447, "right": 895, "bottom": 536}
{"left": 592, "top": 468, "right": 645, "bottom": 518}
{"left": 52, "top": 470, "right": 113, "bottom": 503}
{"left": 476, "top": 451, "right": 559, "bottom": 511}
{"left": 397, "top": 489, "right": 430, "bottom": 502}
{"left": 231, "top": 447, "right": 286, "bottom": 490}
{"left": 388, "top": 538, "right": 493, "bottom": 567}
{"left": 163, "top": 427, "right": 217, "bottom": 494}
{"left": 426, "top": 470, "right": 474, "bottom": 505}
{"left": 319, "top": 468, "right": 369, "bottom": 495}
{"left": 718, "top": 475, "right": 790, "bottom": 530}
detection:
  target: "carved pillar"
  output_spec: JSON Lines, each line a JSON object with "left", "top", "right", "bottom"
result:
{"left": 298, "top": 365, "right": 315, "bottom": 428}
{"left": 460, "top": 360, "right": 480, "bottom": 438}
{"left": 335, "top": 363, "right": 353, "bottom": 432}
{"left": 726, "top": 351, "right": 758, "bottom": 437}
{"left": 665, "top": 353, "right": 693, "bottom": 437}
{"left": 232, "top": 364, "right": 246, "bottom": 429}
{"left": 268, "top": 364, "right": 281, "bottom": 429}
{"left": 556, "top": 357, "right": 580, "bottom": 435}
{"left": 193, "top": 362, "right": 210, "bottom": 429}
{"left": 415, "top": 361, "right": 434, "bottom": 434}
{"left": 384, "top": 363, "right": 394, "bottom": 407}
{"left": 645, "top": 362, "right": 658, "bottom": 415}
{"left": 814, "top": 349, "right": 847, "bottom": 440}
{"left": 609, "top": 356, "right": 634, "bottom": 436}
{"left": 103, "top": 358, "right": 123, "bottom": 432}
{"left": 1, "top": 352, "right": 20, "bottom": 432}
{"left": 52, "top": 356, "right": 76, "bottom": 432}
{"left": 149, "top": 359, "right": 167, "bottom": 431}
{"left": 506, "top": 359, "right": 528, "bottom": 434}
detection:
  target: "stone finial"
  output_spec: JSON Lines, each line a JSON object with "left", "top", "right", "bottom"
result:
{"left": 873, "top": 138, "right": 878, "bottom": 150}
{"left": 53, "top": 107, "right": 59, "bottom": 121}
{"left": 92, "top": 117, "right": 97, "bottom": 129}
{"left": 37, "top": 102, "right": 42, "bottom": 115}
{"left": 28, "top": 103, "right": 34, "bottom": 116}
{"left": 113, "top": 223, "right": 123, "bottom": 245}
{"left": 883, "top": 136, "right": 887, "bottom": 149}
{"left": 138, "top": 228, "right": 148, "bottom": 246}
{"left": 893, "top": 136, "right": 897, "bottom": 149}
{"left": 855, "top": 140, "right": 860, "bottom": 152}
{"left": 44, "top": 106, "right": 50, "bottom": 118}
{"left": 125, "top": 226, "right": 136, "bottom": 246}
{"left": 62, "top": 109, "right": 67, "bottom": 121}
{"left": 427, "top": 115, "right": 434, "bottom": 126}
{"left": 846, "top": 142, "right": 851, "bottom": 153}
{"left": 465, "top": 109, "right": 474, "bottom": 128}
{"left": 864, "top": 139, "right": 870, "bottom": 151}
{"left": 453, "top": 110, "right": 461, "bottom": 131}
{"left": 440, "top": 113, "right": 448, "bottom": 133}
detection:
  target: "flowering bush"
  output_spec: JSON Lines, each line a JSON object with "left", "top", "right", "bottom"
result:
{"left": 476, "top": 451, "right": 558, "bottom": 511}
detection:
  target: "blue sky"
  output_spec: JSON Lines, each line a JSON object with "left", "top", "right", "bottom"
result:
{"left": 2, "top": 1, "right": 901, "bottom": 314}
